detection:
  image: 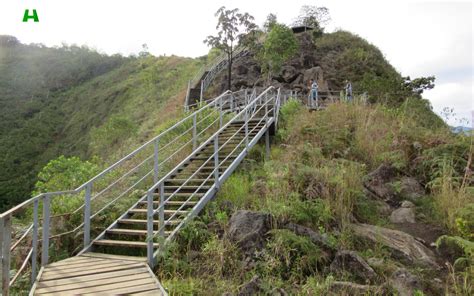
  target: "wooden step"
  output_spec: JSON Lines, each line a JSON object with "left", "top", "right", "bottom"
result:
{"left": 106, "top": 229, "right": 171, "bottom": 236}
{"left": 164, "top": 185, "right": 211, "bottom": 190}
{"left": 118, "top": 219, "right": 182, "bottom": 225}
{"left": 129, "top": 209, "right": 189, "bottom": 215}
{"left": 152, "top": 193, "right": 204, "bottom": 197}
{"left": 138, "top": 200, "right": 198, "bottom": 206}
{"left": 93, "top": 239, "right": 159, "bottom": 248}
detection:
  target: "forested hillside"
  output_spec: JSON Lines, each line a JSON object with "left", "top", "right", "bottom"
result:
{"left": 0, "top": 36, "right": 201, "bottom": 210}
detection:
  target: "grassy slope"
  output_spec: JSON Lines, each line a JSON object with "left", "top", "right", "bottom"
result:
{"left": 0, "top": 38, "right": 203, "bottom": 210}
{"left": 156, "top": 99, "right": 472, "bottom": 295}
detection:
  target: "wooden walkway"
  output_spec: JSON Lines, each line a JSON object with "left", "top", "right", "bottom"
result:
{"left": 31, "top": 253, "right": 166, "bottom": 295}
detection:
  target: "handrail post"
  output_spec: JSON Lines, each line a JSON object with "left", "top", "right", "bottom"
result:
{"left": 230, "top": 94, "right": 234, "bottom": 112}
{"left": 159, "top": 182, "right": 165, "bottom": 238}
{"left": 154, "top": 138, "right": 160, "bottom": 183}
{"left": 219, "top": 97, "right": 223, "bottom": 128}
{"left": 245, "top": 109, "right": 249, "bottom": 149}
{"left": 214, "top": 135, "right": 219, "bottom": 189}
{"left": 0, "top": 215, "right": 11, "bottom": 295}
{"left": 146, "top": 190, "right": 154, "bottom": 268}
{"left": 41, "top": 194, "right": 50, "bottom": 267}
{"left": 200, "top": 80, "right": 204, "bottom": 103}
{"left": 192, "top": 114, "right": 197, "bottom": 151}
{"left": 84, "top": 183, "right": 92, "bottom": 247}
{"left": 185, "top": 80, "right": 191, "bottom": 112}
{"left": 31, "top": 199, "right": 39, "bottom": 283}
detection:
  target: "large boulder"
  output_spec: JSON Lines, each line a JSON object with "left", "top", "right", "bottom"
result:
{"left": 329, "top": 251, "right": 377, "bottom": 283}
{"left": 227, "top": 211, "right": 271, "bottom": 255}
{"left": 364, "top": 164, "right": 399, "bottom": 204}
{"left": 399, "top": 177, "right": 425, "bottom": 200}
{"left": 351, "top": 223, "right": 439, "bottom": 268}
{"left": 389, "top": 268, "right": 423, "bottom": 296}
{"left": 283, "top": 223, "right": 334, "bottom": 252}
{"left": 390, "top": 201, "right": 416, "bottom": 223}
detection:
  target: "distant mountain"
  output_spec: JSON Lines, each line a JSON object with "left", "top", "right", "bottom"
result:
{"left": 451, "top": 126, "right": 473, "bottom": 134}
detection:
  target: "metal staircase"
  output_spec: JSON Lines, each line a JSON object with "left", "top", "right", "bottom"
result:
{"left": 0, "top": 86, "right": 286, "bottom": 295}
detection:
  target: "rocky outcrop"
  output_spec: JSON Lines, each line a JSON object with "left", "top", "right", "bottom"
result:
{"left": 351, "top": 223, "right": 439, "bottom": 268}
{"left": 364, "top": 164, "right": 399, "bottom": 203}
{"left": 399, "top": 177, "right": 425, "bottom": 200}
{"left": 283, "top": 223, "right": 334, "bottom": 252}
{"left": 329, "top": 251, "right": 377, "bottom": 283}
{"left": 227, "top": 211, "right": 271, "bottom": 255}
{"left": 390, "top": 201, "right": 416, "bottom": 223}
{"left": 389, "top": 268, "right": 422, "bottom": 296}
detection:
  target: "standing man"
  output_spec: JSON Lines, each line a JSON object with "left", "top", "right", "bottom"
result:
{"left": 345, "top": 80, "right": 353, "bottom": 102}
{"left": 309, "top": 79, "right": 319, "bottom": 108}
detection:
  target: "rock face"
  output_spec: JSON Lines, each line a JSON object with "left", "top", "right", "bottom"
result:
{"left": 238, "top": 275, "right": 262, "bottom": 296}
{"left": 283, "top": 223, "right": 333, "bottom": 251}
{"left": 390, "top": 201, "right": 416, "bottom": 223}
{"left": 389, "top": 268, "right": 423, "bottom": 296}
{"left": 364, "top": 164, "right": 399, "bottom": 203}
{"left": 227, "top": 211, "right": 271, "bottom": 255}
{"left": 399, "top": 177, "right": 425, "bottom": 200}
{"left": 329, "top": 251, "right": 377, "bottom": 283}
{"left": 351, "top": 223, "right": 439, "bottom": 268}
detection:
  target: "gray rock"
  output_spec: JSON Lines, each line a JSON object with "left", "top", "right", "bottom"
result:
{"left": 227, "top": 211, "right": 271, "bottom": 255}
{"left": 351, "top": 223, "right": 440, "bottom": 268}
{"left": 283, "top": 223, "right": 333, "bottom": 251}
{"left": 389, "top": 268, "right": 422, "bottom": 296}
{"left": 238, "top": 275, "right": 262, "bottom": 296}
{"left": 329, "top": 281, "right": 386, "bottom": 295}
{"left": 401, "top": 201, "right": 415, "bottom": 208}
{"left": 367, "top": 257, "right": 384, "bottom": 269}
{"left": 364, "top": 164, "right": 399, "bottom": 203}
{"left": 330, "top": 251, "right": 377, "bottom": 283}
{"left": 390, "top": 207, "right": 416, "bottom": 223}
{"left": 399, "top": 177, "right": 425, "bottom": 200}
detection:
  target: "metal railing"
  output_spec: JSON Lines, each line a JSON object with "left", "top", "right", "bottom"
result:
{"left": 0, "top": 88, "right": 255, "bottom": 295}
{"left": 145, "top": 86, "right": 281, "bottom": 266}
{"left": 185, "top": 46, "right": 249, "bottom": 110}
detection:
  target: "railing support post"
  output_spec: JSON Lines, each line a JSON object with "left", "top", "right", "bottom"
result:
{"left": 84, "top": 183, "right": 92, "bottom": 247}
{"left": 200, "top": 80, "right": 204, "bottom": 103}
{"left": 159, "top": 182, "right": 165, "bottom": 238}
{"left": 219, "top": 97, "right": 223, "bottom": 128}
{"left": 244, "top": 110, "right": 249, "bottom": 150}
{"left": 31, "top": 199, "right": 39, "bottom": 283}
{"left": 192, "top": 114, "right": 197, "bottom": 151}
{"left": 265, "top": 128, "right": 270, "bottom": 160}
{"left": 146, "top": 190, "right": 154, "bottom": 268}
{"left": 154, "top": 139, "right": 160, "bottom": 183}
{"left": 41, "top": 194, "right": 50, "bottom": 267}
{"left": 185, "top": 80, "right": 191, "bottom": 112}
{"left": 0, "top": 215, "right": 11, "bottom": 295}
{"left": 214, "top": 135, "right": 219, "bottom": 189}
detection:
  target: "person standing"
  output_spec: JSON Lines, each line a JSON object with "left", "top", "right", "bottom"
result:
{"left": 345, "top": 80, "right": 353, "bottom": 102}
{"left": 309, "top": 79, "right": 319, "bottom": 108}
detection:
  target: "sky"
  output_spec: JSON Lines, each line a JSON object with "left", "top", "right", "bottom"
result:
{"left": 1, "top": 0, "right": 472, "bottom": 126}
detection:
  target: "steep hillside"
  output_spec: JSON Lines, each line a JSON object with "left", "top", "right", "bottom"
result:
{"left": 0, "top": 36, "right": 202, "bottom": 210}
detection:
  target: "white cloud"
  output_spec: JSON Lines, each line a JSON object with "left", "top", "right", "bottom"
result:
{"left": 0, "top": 0, "right": 472, "bottom": 126}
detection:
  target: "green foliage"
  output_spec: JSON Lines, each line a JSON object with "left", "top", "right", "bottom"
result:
{"left": 91, "top": 115, "right": 138, "bottom": 152}
{"left": 33, "top": 155, "right": 100, "bottom": 194}
{"left": 455, "top": 204, "right": 474, "bottom": 240}
{"left": 291, "top": 5, "right": 331, "bottom": 38}
{"left": 175, "top": 220, "right": 212, "bottom": 253}
{"left": 259, "top": 24, "right": 299, "bottom": 80}
{"left": 263, "top": 229, "right": 329, "bottom": 279}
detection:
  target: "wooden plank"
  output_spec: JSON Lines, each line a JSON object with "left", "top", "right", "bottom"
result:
{"left": 81, "top": 283, "right": 160, "bottom": 295}
{"left": 118, "top": 219, "right": 182, "bottom": 225}
{"left": 106, "top": 229, "right": 172, "bottom": 236}
{"left": 36, "top": 273, "right": 149, "bottom": 294}
{"left": 39, "top": 280, "right": 157, "bottom": 295}
{"left": 93, "top": 239, "right": 159, "bottom": 248}
{"left": 36, "top": 267, "right": 149, "bottom": 288}
{"left": 79, "top": 253, "right": 146, "bottom": 262}
{"left": 47, "top": 256, "right": 106, "bottom": 267}
{"left": 43, "top": 260, "right": 138, "bottom": 274}
{"left": 43, "top": 259, "right": 124, "bottom": 272}
{"left": 40, "top": 263, "right": 144, "bottom": 281}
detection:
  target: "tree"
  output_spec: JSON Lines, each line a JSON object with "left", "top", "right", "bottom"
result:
{"left": 259, "top": 24, "right": 299, "bottom": 84}
{"left": 292, "top": 5, "right": 331, "bottom": 38}
{"left": 204, "top": 6, "right": 257, "bottom": 90}
{"left": 263, "top": 13, "right": 278, "bottom": 32}
{"left": 403, "top": 76, "right": 435, "bottom": 95}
